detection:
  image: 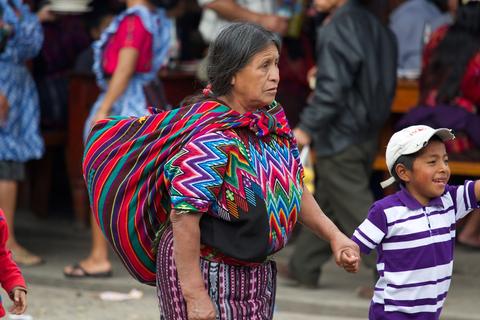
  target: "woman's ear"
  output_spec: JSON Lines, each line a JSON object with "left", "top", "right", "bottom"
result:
{"left": 231, "top": 75, "right": 235, "bottom": 86}
{"left": 395, "top": 163, "right": 411, "bottom": 184}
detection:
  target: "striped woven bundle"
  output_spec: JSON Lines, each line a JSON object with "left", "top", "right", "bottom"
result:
{"left": 83, "top": 100, "right": 290, "bottom": 285}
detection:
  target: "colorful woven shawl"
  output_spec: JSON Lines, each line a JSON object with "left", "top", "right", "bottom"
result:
{"left": 83, "top": 100, "right": 291, "bottom": 285}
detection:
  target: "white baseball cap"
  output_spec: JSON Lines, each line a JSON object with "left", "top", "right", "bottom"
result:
{"left": 380, "top": 125, "right": 455, "bottom": 188}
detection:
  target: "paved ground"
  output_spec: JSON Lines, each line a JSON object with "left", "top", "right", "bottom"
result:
{"left": 2, "top": 210, "right": 480, "bottom": 320}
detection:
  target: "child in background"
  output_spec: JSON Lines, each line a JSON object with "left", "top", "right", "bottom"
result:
{"left": 352, "top": 125, "right": 480, "bottom": 319}
{"left": 0, "top": 209, "right": 27, "bottom": 318}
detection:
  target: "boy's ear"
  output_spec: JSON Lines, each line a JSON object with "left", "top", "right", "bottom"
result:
{"left": 395, "top": 163, "right": 411, "bottom": 183}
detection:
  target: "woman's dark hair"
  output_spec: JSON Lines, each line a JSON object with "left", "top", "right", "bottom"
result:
{"left": 183, "top": 23, "right": 281, "bottom": 105}
{"left": 392, "top": 136, "right": 444, "bottom": 184}
{"left": 421, "top": 1, "right": 480, "bottom": 104}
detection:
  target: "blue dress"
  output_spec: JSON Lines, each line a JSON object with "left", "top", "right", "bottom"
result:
{"left": 0, "top": 0, "right": 44, "bottom": 162}
{"left": 84, "top": 5, "right": 172, "bottom": 140}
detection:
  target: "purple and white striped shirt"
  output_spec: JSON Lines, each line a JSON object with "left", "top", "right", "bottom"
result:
{"left": 352, "top": 180, "right": 479, "bottom": 319}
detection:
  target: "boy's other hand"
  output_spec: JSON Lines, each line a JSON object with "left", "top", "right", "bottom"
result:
{"left": 9, "top": 287, "right": 27, "bottom": 315}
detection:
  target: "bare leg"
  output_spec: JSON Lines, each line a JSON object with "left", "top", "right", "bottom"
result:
{"left": 0, "top": 179, "right": 42, "bottom": 265}
{"left": 64, "top": 213, "right": 111, "bottom": 276}
{"left": 458, "top": 210, "right": 480, "bottom": 248}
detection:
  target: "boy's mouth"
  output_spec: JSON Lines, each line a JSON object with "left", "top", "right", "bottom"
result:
{"left": 433, "top": 178, "right": 447, "bottom": 185}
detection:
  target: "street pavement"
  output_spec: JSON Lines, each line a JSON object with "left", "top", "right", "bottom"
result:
{"left": 2, "top": 210, "right": 480, "bottom": 320}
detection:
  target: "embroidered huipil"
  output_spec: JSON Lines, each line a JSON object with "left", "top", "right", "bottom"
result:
{"left": 164, "top": 107, "right": 304, "bottom": 265}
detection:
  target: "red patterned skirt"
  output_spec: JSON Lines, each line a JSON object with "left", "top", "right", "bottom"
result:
{"left": 156, "top": 227, "right": 277, "bottom": 319}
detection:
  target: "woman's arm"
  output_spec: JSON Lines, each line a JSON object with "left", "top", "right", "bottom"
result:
{"left": 91, "top": 48, "right": 138, "bottom": 125}
{"left": 299, "top": 188, "right": 360, "bottom": 272}
{"left": 170, "top": 210, "right": 216, "bottom": 320}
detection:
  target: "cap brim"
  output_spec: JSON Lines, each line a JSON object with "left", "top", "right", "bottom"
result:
{"left": 433, "top": 128, "right": 455, "bottom": 142}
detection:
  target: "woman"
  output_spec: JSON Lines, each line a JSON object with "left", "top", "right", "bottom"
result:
{"left": 63, "top": 0, "right": 171, "bottom": 278}
{"left": 83, "top": 22, "right": 360, "bottom": 319}
{"left": 400, "top": 0, "right": 480, "bottom": 250}
{"left": 0, "top": 0, "right": 44, "bottom": 266}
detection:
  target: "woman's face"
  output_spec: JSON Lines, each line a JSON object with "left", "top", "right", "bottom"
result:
{"left": 229, "top": 44, "right": 280, "bottom": 111}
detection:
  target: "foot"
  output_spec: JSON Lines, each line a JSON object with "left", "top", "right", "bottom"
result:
{"left": 64, "top": 258, "right": 112, "bottom": 278}
{"left": 9, "top": 244, "right": 43, "bottom": 267}
{"left": 457, "top": 235, "right": 480, "bottom": 250}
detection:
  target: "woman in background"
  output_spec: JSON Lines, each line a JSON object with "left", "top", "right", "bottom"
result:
{"left": 0, "top": 0, "right": 44, "bottom": 266}
{"left": 64, "top": 0, "right": 171, "bottom": 278}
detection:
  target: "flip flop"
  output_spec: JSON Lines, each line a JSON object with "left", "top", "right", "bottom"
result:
{"left": 64, "top": 263, "right": 113, "bottom": 278}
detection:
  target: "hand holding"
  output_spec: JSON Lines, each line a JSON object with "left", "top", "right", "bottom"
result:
{"left": 9, "top": 287, "right": 27, "bottom": 315}
{"left": 330, "top": 232, "right": 361, "bottom": 273}
{"left": 185, "top": 290, "right": 216, "bottom": 320}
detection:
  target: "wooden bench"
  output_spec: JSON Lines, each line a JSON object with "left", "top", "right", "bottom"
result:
{"left": 373, "top": 79, "right": 480, "bottom": 177}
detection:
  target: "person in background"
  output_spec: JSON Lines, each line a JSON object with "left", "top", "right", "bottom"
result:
{"left": 353, "top": 125, "right": 480, "bottom": 319}
{"left": 389, "top": 0, "right": 452, "bottom": 75}
{"left": 74, "top": 3, "right": 116, "bottom": 74}
{"left": 284, "top": 0, "right": 397, "bottom": 297}
{"left": 82, "top": 22, "right": 360, "bottom": 319}
{"left": 0, "top": 208, "right": 27, "bottom": 318}
{"left": 63, "top": 0, "right": 171, "bottom": 278}
{"left": 0, "top": 0, "right": 45, "bottom": 267}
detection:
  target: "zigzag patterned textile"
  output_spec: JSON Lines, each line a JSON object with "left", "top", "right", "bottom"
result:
{"left": 83, "top": 100, "right": 292, "bottom": 285}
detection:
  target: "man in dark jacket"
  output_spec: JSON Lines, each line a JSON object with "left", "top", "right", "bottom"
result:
{"left": 286, "top": 0, "right": 397, "bottom": 291}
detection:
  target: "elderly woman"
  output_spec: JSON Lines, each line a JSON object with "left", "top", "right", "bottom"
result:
{"left": 83, "top": 23, "right": 360, "bottom": 320}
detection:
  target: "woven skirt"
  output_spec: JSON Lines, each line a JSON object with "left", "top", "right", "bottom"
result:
{"left": 156, "top": 227, "right": 277, "bottom": 320}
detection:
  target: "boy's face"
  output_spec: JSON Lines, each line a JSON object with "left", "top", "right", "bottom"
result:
{"left": 405, "top": 140, "right": 450, "bottom": 205}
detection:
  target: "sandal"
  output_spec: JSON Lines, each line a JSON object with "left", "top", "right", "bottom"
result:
{"left": 64, "top": 263, "right": 113, "bottom": 278}
{"left": 10, "top": 246, "right": 44, "bottom": 267}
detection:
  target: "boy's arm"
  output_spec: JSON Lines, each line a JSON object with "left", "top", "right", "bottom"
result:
{"left": 0, "top": 217, "right": 27, "bottom": 294}
{"left": 351, "top": 203, "right": 387, "bottom": 255}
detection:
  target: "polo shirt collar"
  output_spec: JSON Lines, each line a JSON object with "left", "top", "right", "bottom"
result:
{"left": 397, "top": 186, "right": 445, "bottom": 210}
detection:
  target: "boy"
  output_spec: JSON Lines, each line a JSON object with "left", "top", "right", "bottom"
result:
{"left": 352, "top": 125, "right": 480, "bottom": 319}
{"left": 0, "top": 209, "right": 27, "bottom": 318}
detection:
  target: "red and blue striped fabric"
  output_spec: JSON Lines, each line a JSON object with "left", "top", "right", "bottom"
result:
{"left": 82, "top": 100, "right": 290, "bottom": 285}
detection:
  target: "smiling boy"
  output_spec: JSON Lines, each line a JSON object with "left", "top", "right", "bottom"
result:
{"left": 352, "top": 125, "right": 480, "bottom": 319}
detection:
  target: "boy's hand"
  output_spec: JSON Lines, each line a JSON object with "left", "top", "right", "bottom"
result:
{"left": 9, "top": 287, "right": 27, "bottom": 315}
{"left": 339, "top": 248, "right": 360, "bottom": 273}
{"left": 330, "top": 232, "right": 361, "bottom": 273}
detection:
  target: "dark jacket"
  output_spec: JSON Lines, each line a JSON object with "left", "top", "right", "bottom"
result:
{"left": 298, "top": 0, "right": 397, "bottom": 157}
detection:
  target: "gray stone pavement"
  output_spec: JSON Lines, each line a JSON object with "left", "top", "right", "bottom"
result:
{"left": 1, "top": 210, "right": 480, "bottom": 320}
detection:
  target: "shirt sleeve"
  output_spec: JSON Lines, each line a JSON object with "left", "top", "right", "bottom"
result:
{"left": 0, "top": 213, "right": 26, "bottom": 294}
{"left": 164, "top": 132, "right": 233, "bottom": 213}
{"left": 116, "top": 15, "right": 151, "bottom": 51}
{"left": 445, "top": 181, "right": 480, "bottom": 221}
{"left": 352, "top": 203, "right": 388, "bottom": 254}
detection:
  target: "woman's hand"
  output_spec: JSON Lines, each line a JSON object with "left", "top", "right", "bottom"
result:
{"left": 90, "top": 109, "right": 110, "bottom": 127}
{"left": 185, "top": 291, "right": 217, "bottom": 320}
{"left": 9, "top": 287, "right": 27, "bottom": 315}
{"left": 0, "top": 93, "right": 9, "bottom": 126}
{"left": 330, "top": 232, "right": 361, "bottom": 273}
